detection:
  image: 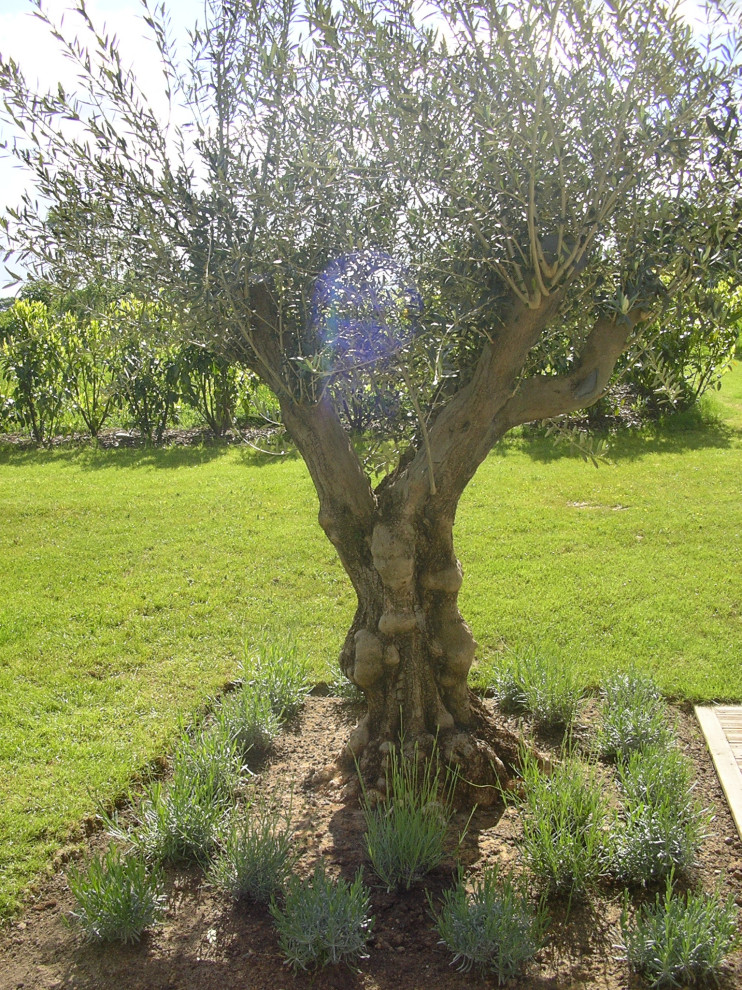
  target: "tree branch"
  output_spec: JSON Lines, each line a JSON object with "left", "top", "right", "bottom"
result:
{"left": 279, "top": 392, "right": 378, "bottom": 584}
{"left": 397, "top": 294, "right": 563, "bottom": 513}
{"left": 500, "top": 309, "right": 645, "bottom": 429}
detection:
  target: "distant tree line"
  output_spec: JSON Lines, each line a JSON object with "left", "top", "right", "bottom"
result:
{"left": 1, "top": 280, "right": 740, "bottom": 445}
{"left": 0, "top": 290, "right": 262, "bottom": 443}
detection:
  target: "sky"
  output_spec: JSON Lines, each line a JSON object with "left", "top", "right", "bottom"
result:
{"left": 0, "top": 0, "right": 727, "bottom": 294}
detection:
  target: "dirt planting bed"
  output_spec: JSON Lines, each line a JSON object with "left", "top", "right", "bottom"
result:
{"left": 2, "top": 697, "right": 741, "bottom": 990}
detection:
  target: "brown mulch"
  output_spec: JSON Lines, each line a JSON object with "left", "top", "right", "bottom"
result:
{"left": 0, "top": 426, "right": 285, "bottom": 451}
{"left": 1, "top": 697, "right": 741, "bottom": 990}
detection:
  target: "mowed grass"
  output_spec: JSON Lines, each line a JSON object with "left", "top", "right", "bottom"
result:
{"left": 0, "top": 446, "right": 353, "bottom": 916}
{"left": 1, "top": 363, "right": 741, "bottom": 916}
{"left": 463, "top": 366, "right": 742, "bottom": 700}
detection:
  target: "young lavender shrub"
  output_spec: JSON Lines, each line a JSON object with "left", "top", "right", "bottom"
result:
{"left": 521, "top": 654, "right": 583, "bottom": 732}
{"left": 245, "top": 629, "right": 310, "bottom": 720}
{"left": 328, "top": 669, "right": 364, "bottom": 702}
{"left": 67, "top": 844, "right": 166, "bottom": 943}
{"left": 208, "top": 788, "right": 296, "bottom": 904}
{"left": 127, "top": 727, "right": 241, "bottom": 864}
{"left": 215, "top": 682, "right": 281, "bottom": 760}
{"left": 270, "top": 861, "right": 374, "bottom": 970}
{"left": 173, "top": 724, "right": 246, "bottom": 803}
{"left": 518, "top": 749, "right": 610, "bottom": 902}
{"left": 435, "top": 865, "right": 548, "bottom": 984}
{"left": 597, "top": 671, "right": 671, "bottom": 759}
{"left": 619, "top": 876, "right": 739, "bottom": 988}
{"left": 489, "top": 654, "right": 529, "bottom": 716}
{"left": 490, "top": 651, "right": 582, "bottom": 732}
{"left": 609, "top": 745, "right": 711, "bottom": 886}
{"left": 361, "top": 739, "right": 456, "bottom": 891}
{"left": 616, "top": 742, "right": 694, "bottom": 809}
{"left": 133, "top": 780, "right": 224, "bottom": 864}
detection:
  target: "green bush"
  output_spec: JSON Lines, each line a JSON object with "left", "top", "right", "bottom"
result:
{"left": 59, "top": 312, "right": 120, "bottom": 436}
{"left": 435, "top": 865, "right": 548, "bottom": 982}
{"left": 179, "top": 344, "right": 247, "bottom": 436}
{"left": 67, "top": 844, "right": 165, "bottom": 943}
{"left": 611, "top": 803, "right": 708, "bottom": 888}
{"left": 270, "top": 861, "right": 374, "bottom": 970}
{"left": 328, "top": 669, "right": 364, "bottom": 702}
{"left": 0, "top": 300, "right": 66, "bottom": 441}
{"left": 133, "top": 777, "right": 225, "bottom": 864}
{"left": 616, "top": 743, "right": 694, "bottom": 809}
{"left": 114, "top": 298, "right": 181, "bottom": 443}
{"left": 519, "top": 751, "right": 609, "bottom": 901}
{"left": 170, "top": 725, "right": 246, "bottom": 804}
{"left": 489, "top": 657, "right": 529, "bottom": 716}
{"left": 619, "top": 877, "right": 739, "bottom": 988}
{"left": 362, "top": 740, "right": 455, "bottom": 891}
{"left": 208, "top": 790, "right": 296, "bottom": 904}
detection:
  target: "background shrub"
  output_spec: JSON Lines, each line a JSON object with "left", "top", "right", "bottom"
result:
{"left": 0, "top": 300, "right": 65, "bottom": 441}
{"left": 117, "top": 338, "right": 181, "bottom": 444}
{"left": 59, "top": 312, "right": 120, "bottom": 437}
{"left": 179, "top": 344, "right": 247, "bottom": 436}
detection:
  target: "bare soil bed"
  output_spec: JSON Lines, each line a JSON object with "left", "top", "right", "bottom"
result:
{"left": 2, "top": 696, "right": 741, "bottom": 990}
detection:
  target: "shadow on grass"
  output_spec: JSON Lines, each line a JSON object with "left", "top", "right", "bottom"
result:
{"left": 518, "top": 416, "right": 740, "bottom": 465}
{"left": 0, "top": 440, "right": 302, "bottom": 471}
{"left": 2, "top": 402, "right": 739, "bottom": 472}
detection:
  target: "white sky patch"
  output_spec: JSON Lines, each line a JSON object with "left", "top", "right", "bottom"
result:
{"left": 677, "top": 0, "right": 741, "bottom": 57}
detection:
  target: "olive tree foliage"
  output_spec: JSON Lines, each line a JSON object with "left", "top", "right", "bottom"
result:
{"left": 1, "top": 0, "right": 740, "bottom": 779}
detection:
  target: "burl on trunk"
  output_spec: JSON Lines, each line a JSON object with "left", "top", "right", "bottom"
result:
{"left": 274, "top": 294, "right": 639, "bottom": 797}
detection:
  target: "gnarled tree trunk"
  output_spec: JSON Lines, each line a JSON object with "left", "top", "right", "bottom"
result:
{"left": 271, "top": 293, "right": 642, "bottom": 796}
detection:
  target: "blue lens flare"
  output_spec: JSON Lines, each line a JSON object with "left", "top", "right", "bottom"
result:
{"left": 311, "top": 250, "right": 422, "bottom": 367}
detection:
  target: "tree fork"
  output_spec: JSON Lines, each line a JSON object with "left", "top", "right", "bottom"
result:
{"left": 275, "top": 343, "right": 548, "bottom": 793}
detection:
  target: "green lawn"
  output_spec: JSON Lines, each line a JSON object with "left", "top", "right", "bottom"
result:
{"left": 462, "top": 367, "right": 742, "bottom": 698}
{"left": 1, "top": 363, "right": 740, "bottom": 917}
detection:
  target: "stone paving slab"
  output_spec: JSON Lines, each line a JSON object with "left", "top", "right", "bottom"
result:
{"left": 695, "top": 705, "right": 742, "bottom": 843}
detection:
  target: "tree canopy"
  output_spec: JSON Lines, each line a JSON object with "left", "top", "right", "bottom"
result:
{"left": 1, "top": 1, "right": 738, "bottom": 430}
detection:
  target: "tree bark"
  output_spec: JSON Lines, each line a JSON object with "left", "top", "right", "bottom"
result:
{"left": 268, "top": 294, "right": 645, "bottom": 796}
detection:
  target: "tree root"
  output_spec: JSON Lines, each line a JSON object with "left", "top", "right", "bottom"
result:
{"left": 341, "top": 690, "right": 548, "bottom": 809}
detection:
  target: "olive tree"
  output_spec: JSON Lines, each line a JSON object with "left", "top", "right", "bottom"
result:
{"left": 1, "top": 0, "right": 739, "bottom": 784}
